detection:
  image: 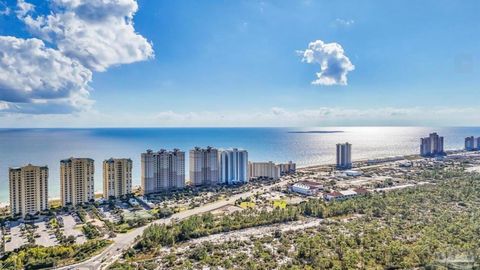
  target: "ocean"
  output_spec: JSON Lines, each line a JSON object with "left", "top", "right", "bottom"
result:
{"left": 1, "top": 127, "right": 479, "bottom": 203}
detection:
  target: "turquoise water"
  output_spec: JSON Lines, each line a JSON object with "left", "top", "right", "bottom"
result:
{"left": 1, "top": 127, "right": 479, "bottom": 202}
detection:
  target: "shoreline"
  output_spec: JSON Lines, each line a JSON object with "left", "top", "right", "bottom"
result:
{"left": 0, "top": 148, "right": 471, "bottom": 207}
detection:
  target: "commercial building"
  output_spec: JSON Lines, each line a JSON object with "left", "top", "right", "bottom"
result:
{"left": 141, "top": 149, "right": 185, "bottom": 194}
{"left": 189, "top": 146, "right": 219, "bottom": 186}
{"left": 9, "top": 164, "right": 49, "bottom": 217}
{"left": 60, "top": 158, "right": 95, "bottom": 206}
{"left": 103, "top": 158, "right": 133, "bottom": 199}
{"left": 344, "top": 170, "right": 363, "bottom": 177}
{"left": 219, "top": 148, "right": 248, "bottom": 185}
{"left": 291, "top": 181, "right": 323, "bottom": 196}
{"left": 249, "top": 161, "right": 281, "bottom": 180}
{"left": 420, "top": 133, "right": 444, "bottom": 157}
{"left": 324, "top": 188, "right": 368, "bottom": 201}
{"left": 336, "top": 142, "right": 352, "bottom": 169}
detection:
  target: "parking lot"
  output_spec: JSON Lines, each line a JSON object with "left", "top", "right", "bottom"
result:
{"left": 62, "top": 214, "right": 87, "bottom": 244}
{"left": 34, "top": 221, "right": 57, "bottom": 247}
{"left": 4, "top": 223, "right": 26, "bottom": 252}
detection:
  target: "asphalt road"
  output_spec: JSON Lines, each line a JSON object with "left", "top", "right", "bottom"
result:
{"left": 57, "top": 179, "right": 293, "bottom": 270}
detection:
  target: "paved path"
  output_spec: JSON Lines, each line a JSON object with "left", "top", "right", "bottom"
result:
{"left": 57, "top": 179, "right": 293, "bottom": 270}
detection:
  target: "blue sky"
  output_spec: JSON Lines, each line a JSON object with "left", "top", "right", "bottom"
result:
{"left": 0, "top": 0, "right": 479, "bottom": 127}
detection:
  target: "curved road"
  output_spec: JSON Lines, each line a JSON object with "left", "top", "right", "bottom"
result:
{"left": 57, "top": 179, "right": 293, "bottom": 270}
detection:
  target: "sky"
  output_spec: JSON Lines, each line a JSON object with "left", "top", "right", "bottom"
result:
{"left": 0, "top": 0, "right": 479, "bottom": 127}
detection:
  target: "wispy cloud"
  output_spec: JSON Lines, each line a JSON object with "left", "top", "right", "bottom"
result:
{"left": 0, "top": 1, "right": 10, "bottom": 15}
{"left": 2, "top": 106, "right": 479, "bottom": 127}
{"left": 332, "top": 18, "right": 355, "bottom": 27}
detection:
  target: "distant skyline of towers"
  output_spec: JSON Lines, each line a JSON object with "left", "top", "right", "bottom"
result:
{"left": 103, "top": 158, "right": 133, "bottom": 199}
{"left": 219, "top": 148, "right": 249, "bottom": 185}
{"left": 9, "top": 164, "right": 48, "bottom": 217}
{"left": 189, "top": 146, "right": 219, "bottom": 186}
{"left": 336, "top": 142, "right": 352, "bottom": 169}
{"left": 420, "top": 132, "right": 444, "bottom": 157}
{"left": 141, "top": 149, "right": 185, "bottom": 195}
{"left": 60, "top": 158, "right": 95, "bottom": 206}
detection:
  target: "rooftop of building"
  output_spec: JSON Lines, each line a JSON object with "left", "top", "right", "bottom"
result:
{"left": 295, "top": 181, "right": 323, "bottom": 188}
{"left": 104, "top": 158, "right": 132, "bottom": 162}
{"left": 9, "top": 164, "right": 48, "bottom": 170}
{"left": 339, "top": 190, "right": 357, "bottom": 196}
{"left": 60, "top": 157, "right": 94, "bottom": 163}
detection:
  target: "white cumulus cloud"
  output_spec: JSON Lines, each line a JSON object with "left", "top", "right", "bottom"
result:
{"left": 0, "top": 0, "right": 153, "bottom": 114}
{"left": 300, "top": 40, "right": 355, "bottom": 86}
{"left": 17, "top": 0, "right": 154, "bottom": 72}
{"left": 0, "top": 36, "right": 92, "bottom": 113}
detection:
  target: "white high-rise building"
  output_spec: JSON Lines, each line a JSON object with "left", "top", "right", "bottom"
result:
{"left": 249, "top": 161, "right": 281, "bottom": 180}
{"left": 336, "top": 143, "right": 352, "bottom": 169}
{"left": 141, "top": 149, "right": 185, "bottom": 195}
{"left": 420, "top": 133, "right": 444, "bottom": 157}
{"left": 465, "top": 136, "right": 475, "bottom": 151}
{"left": 103, "top": 158, "right": 133, "bottom": 199}
{"left": 60, "top": 158, "right": 95, "bottom": 206}
{"left": 9, "top": 164, "right": 49, "bottom": 217}
{"left": 189, "top": 146, "right": 219, "bottom": 186}
{"left": 477, "top": 137, "right": 480, "bottom": 150}
{"left": 219, "top": 148, "right": 248, "bottom": 185}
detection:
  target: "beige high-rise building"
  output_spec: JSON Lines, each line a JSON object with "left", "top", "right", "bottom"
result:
{"left": 249, "top": 161, "right": 281, "bottom": 180}
{"left": 278, "top": 161, "right": 296, "bottom": 174}
{"left": 103, "top": 158, "right": 133, "bottom": 199}
{"left": 60, "top": 158, "right": 95, "bottom": 206}
{"left": 9, "top": 164, "right": 49, "bottom": 217}
{"left": 141, "top": 149, "right": 185, "bottom": 195}
{"left": 189, "top": 146, "right": 219, "bottom": 186}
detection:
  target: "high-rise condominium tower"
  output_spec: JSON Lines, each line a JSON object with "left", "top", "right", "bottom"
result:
{"left": 248, "top": 161, "right": 281, "bottom": 180}
{"left": 420, "top": 133, "right": 444, "bottom": 157}
{"left": 278, "top": 161, "right": 296, "bottom": 174}
{"left": 336, "top": 142, "right": 352, "bottom": 169}
{"left": 141, "top": 149, "right": 185, "bottom": 194}
{"left": 103, "top": 158, "right": 133, "bottom": 199}
{"left": 219, "top": 148, "right": 248, "bottom": 185}
{"left": 189, "top": 146, "right": 219, "bottom": 186}
{"left": 9, "top": 164, "right": 49, "bottom": 217}
{"left": 465, "top": 136, "right": 475, "bottom": 151}
{"left": 60, "top": 158, "right": 95, "bottom": 206}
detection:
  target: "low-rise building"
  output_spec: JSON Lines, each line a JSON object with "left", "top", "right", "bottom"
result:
{"left": 344, "top": 170, "right": 362, "bottom": 177}
{"left": 291, "top": 181, "right": 323, "bottom": 196}
{"left": 324, "top": 188, "right": 369, "bottom": 201}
